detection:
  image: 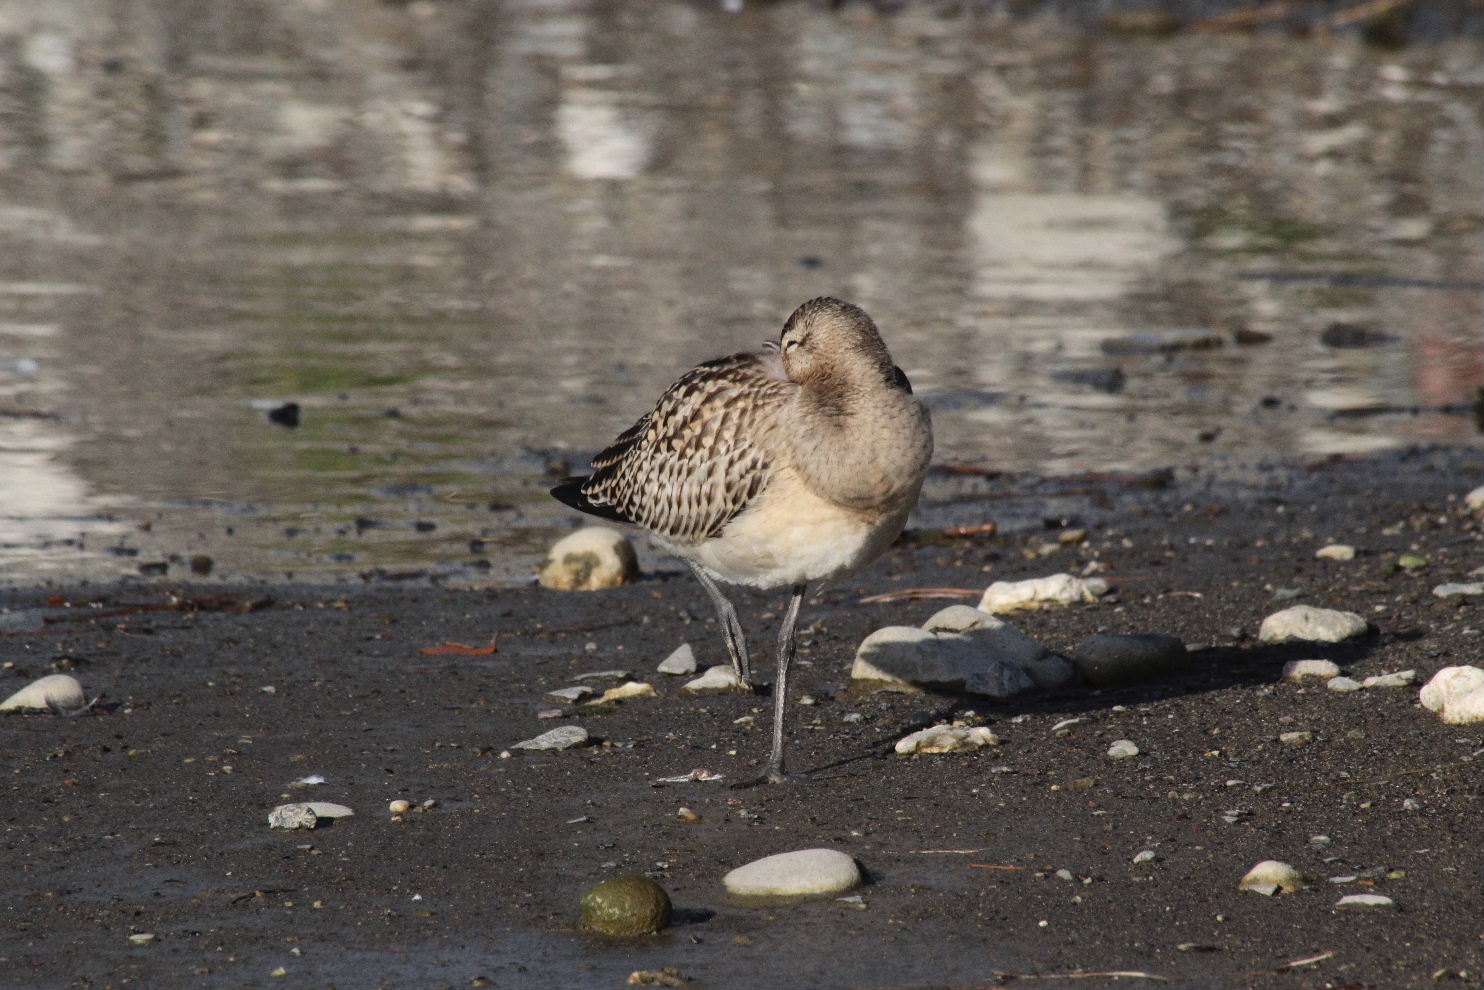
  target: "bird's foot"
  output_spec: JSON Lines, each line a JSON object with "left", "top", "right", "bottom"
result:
{"left": 730, "top": 767, "right": 807, "bottom": 788}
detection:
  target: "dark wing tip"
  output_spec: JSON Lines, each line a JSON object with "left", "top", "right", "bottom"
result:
{"left": 550, "top": 476, "right": 633, "bottom": 524}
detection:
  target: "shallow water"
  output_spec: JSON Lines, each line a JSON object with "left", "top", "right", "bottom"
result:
{"left": 0, "top": 1, "right": 1480, "bottom": 586}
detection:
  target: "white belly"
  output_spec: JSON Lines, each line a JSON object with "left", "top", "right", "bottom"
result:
{"left": 675, "top": 472, "right": 914, "bottom": 590}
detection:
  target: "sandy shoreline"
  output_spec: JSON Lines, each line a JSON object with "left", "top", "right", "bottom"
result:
{"left": 1, "top": 446, "right": 1481, "bottom": 989}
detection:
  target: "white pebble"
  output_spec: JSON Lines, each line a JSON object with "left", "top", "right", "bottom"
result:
{"left": 1240, "top": 860, "right": 1304, "bottom": 894}
{"left": 657, "top": 643, "right": 697, "bottom": 675}
{"left": 894, "top": 724, "right": 1000, "bottom": 754}
{"left": 1327, "top": 676, "right": 1363, "bottom": 692}
{"left": 1282, "top": 659, "right": 1341, "bottom": 682}
{"left": 1133, "top": 850, "right": 1157, "bottom": 864}
{"left": 679, "top": 665, "right": 749, "bottom": 695}
{"left": 1419, "top": 666, "right": 1484, "bottom": 724}
{"left": 512, "top": 725, "right": 590, "bottom": 750}
{"left": 978, "top": 573, "right": 1108, "bottom": 613}
{"left": 1335, "top": 893, "right": 1396, "bottom": 909}
{"left": 1106, "top": 739, "right": 1140, "bottom": 759}
{"left": 1279, "top": 730, "right": 1314, "bottom": 747}
{"left": 1314, "top": 544, "right": 1356, "bottom": 560}
{"left": 597, "top": 680, "right": 657, "bottom": 702}
{"left": 544, "top": 685, "right": 593, "bottom": 704}
{"left": 1361, "top": 669, "right": 1417, "bottom": 689}
{"left": 389, "top": 799, "right": 412, "bottom": 815}
{"left": 0, "top": 673, "right": 87, "bottom": 712}
{"left": 537, "top": 527, "right": 638, "bottom": 590}
{"left": 1433, "top": 582, "right": 1484, "bottom": 598}
{"left": 723, "top": 849, "right": 861, "bottom": 898}
{"left": 1259, "top": 605, "right": 1368, "bottom": 643}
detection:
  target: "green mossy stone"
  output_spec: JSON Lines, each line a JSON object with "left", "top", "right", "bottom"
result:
{"left": 579, "top": 874, "right": 672, "bottom": 936}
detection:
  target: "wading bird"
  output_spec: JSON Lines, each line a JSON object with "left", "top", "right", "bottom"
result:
{"left": 552, "top": 297, "right": 932, "bottom": 782}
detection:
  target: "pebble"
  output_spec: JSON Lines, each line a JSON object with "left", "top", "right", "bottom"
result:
{"left": 579, "top": 874, "right": 672, "bottom": 935}
{"left": 1258, "top": 605, "right": 1368, "bottom": 643}
{"left": 127, "top": 933, "right": 157, "bottom": 945}
{"left": 538, "top": 527, "right": 639, "bottom": 591}
{"left": 979, "top": 573, "right": 1109, "bottom": 613}
{"left": 894, "top": 724, "right": 1000, "bottom": 754}
{"left": 851, "top": 626, "right": 1028, "bottom": 695}
{"left": 1362, "top": 669, "right": 1417, "bottom": 689}
{"left": 1433, "top": 582, "right": 1484, "bottom": 598}
{"left": 723, "top": 849, "right": 861, "bottom": 899}
{"left": 575, "top": 669, "right": 632, "bottom": 681}
{"left": 1051, "top": 717, "right": 1090, "bottom": 736}
{"left": 1070, "top": 633, "right": 1187, "bottom": 686}
{"left": 1279, "top": 730, "right": 1314, "bottom": 747}
{"left": 512, "top": 725, "right": 590, "bottom": 750}
{"left": 389, "top": 799, "right": 412, "bottom": 814}
{"left": 1335, "top": 893, "right": 1396, "bottom": 909}
{"left": 965, "top": 660, "right": 1036, "bottom": 699}
{"left": 920, "top": 607, "right": 1077, "bottom": 690}
{"left": 1314, "top": 544, "right": 1357, "bottom": 560}
{"left": 657, "top": 643, "right": 697, "bottom": 675}
{"left": 545, "top": 685, "right": 594, "bottom": 704}
{"left": 598, "top": 681, "right": 657, "bottom": 703}
{"left": 679, "top": 665, "right": 749, "bottom": 695}
{"left": 1464, "top": 484, "right": 1484, "bottom": 512}
{"left": 1327, "top": 676, "right": 1363, "bottom": 692}
{"left": 1282, "top": 659, "right": 1341, "bottom": 682}
{"left": 1239, "top": 860, "right": 1304, "bottom": 894}
{"left": 1133, "top": 850, "right": 1157, "bottom": 864}
{"left": 0, "top": 673, "right": 87, "bottom": 712}
{"left": 1106, "top": 739, "right": 1140, "bottom": 759}
{"left": 268, "top": 804, "right": 320, "bottom": 830}
{"left": 1419, "top": 665, "right": 1484, "bottom": 724}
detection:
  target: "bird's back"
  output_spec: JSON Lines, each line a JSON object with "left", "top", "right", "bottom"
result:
{"left": 551, "top": 351, "right": 793, "bottom": 546}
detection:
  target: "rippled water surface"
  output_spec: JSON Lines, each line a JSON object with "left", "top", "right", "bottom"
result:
{"left": 0, "top": 1, "right": 1480, "bottom": 585}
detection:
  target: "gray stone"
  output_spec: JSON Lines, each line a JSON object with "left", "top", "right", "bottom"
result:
{"left": 1070, "top": 634, "right": 1187, "bottom": 686}
{"left": 723, "top": 848, "right": 861, "bottom": 898}
{"left": 851, "top": 626, "right": 999, "bottom": 692}
{"left": 512, "top": 725, "right": 590, "bottom": 751}
{"left": 1433, "top": 582, "right": 1484, "bottom": 598}
{"left": 1335, "top": 893, "right": 1396, "bottom": 909}
{"left": 1327, "top": 676, "right": 1363, "bottom": 693}
{"left": 1279, "top": 730, "right": 1314, "bottom": 747}
{"left": 657, "top": 643, "right": 698, "bottom": 675}
{"left": 1258, "top": 605, "right": 1368, "bottom": 644}
{"left": 545, "top": 685, "right": 593, "bottom": 704}
{"left": 964, "top": 659, "right": 1036, "bottom": 699}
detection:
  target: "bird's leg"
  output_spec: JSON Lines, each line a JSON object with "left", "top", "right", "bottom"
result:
{"left": 760, "top": 583, "right": 808, "bottom": 784}
{"left": 684, "top": 560, "right": 752, "bottom": 686}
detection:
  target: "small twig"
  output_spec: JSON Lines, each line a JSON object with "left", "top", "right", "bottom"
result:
{"left": 1323, "top": 0, "right": 1416, "bottom": 30}
{"left": 991, "top": 970, "right": 1168, "bottom": 983}
{"left": 906, "top": 848, "right": 984, "bottom": 854}
{"left": 1273, "top": 950, "right": 1335, "bottom": 971}
{"left": 858, "top": 588, "right": 981, "bottom": 604}
{"left": 969, "top": 864, "right": 1027, "bottom": 871}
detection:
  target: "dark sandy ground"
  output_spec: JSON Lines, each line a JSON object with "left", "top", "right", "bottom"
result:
{"left": 2, "top": 446, "right": 1481, "bottom": 990}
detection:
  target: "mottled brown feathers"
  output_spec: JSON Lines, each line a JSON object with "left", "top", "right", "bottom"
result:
{"left": 556, "top": 352, "right": 792, "bottom": 544}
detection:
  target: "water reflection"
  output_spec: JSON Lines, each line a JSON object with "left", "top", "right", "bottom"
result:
{"left": 0, "top": 1, "right": 1478, "bottom": 585}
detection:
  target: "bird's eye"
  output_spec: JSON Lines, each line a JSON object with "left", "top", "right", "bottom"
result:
{"left": 782, "top": 338, "right": 801, "bottom": 352}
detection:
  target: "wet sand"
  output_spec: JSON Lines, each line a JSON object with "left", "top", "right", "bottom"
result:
{"left": 2, "top": 446, "right": 1481, "bottom": 989}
